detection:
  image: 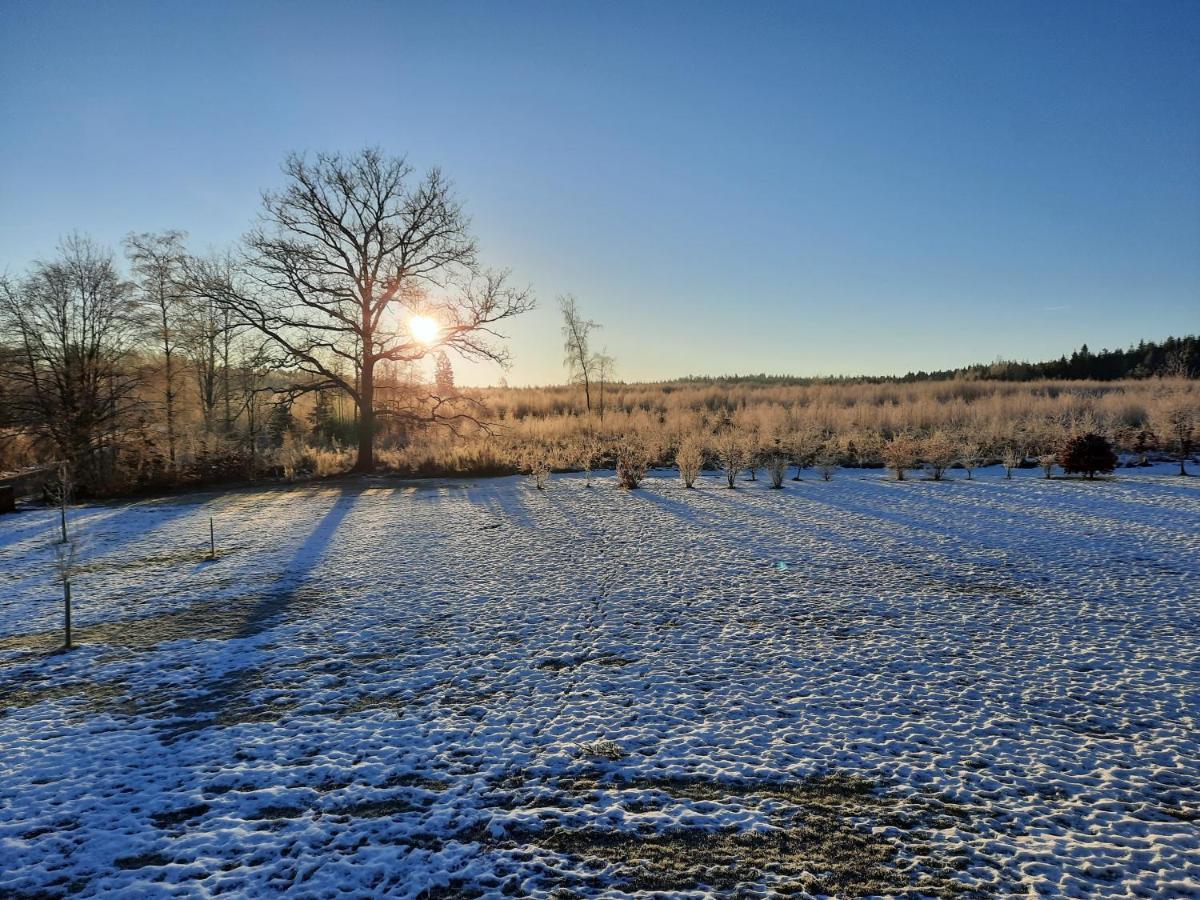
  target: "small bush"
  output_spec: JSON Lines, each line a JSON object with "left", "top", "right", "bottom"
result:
{"left": 615, "top": 436, "right": 650, "bottom": 489}
{"left": 815, "top": 449, "right": 837, "bottom": 481}
{"left": 883, "top": 433, "right": 920, "bottom": 481}
{"left": 1037, "top": 453, "right": 1057, "bottom": 479}
{"left": 1058, "top": 432, "right": 1117, "bottom": 479}
{"left": 923, "top": 431, "right": 958, "bottom": 481}
{"left": 522, "top": 444, "right": 553, "bottom": 489}
{"left": 1001, "top": 446, "right": 1022, "bottom": 479}
{"left": 765, "top": 440, "right": 788, "bottom": 489}
{"left": 715, "top": 429, "right": 748, "bottom": 489}
{"left": 675, "top": 434, "right": 704, "bottom": 488}
{"left": 958, "top": 440, "right": 982, "bottom": 480}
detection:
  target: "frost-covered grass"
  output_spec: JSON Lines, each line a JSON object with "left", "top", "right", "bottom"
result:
{"left": 0, "top": 466, "right": 1197, "bottom": 897}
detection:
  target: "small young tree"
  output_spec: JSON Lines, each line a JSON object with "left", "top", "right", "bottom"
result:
{"left": 575, "top": 432, "right": 603, "bottom": 487}
{"left": 559, "top": 295, "right": 599, "bottom": 414}
{"left": 675, "top": 434, "right": 704, "bottom": 488}
{"left": 765, "top": 439, "right": 789, "bottom": 488}
{"left": 524, "top": 445, "right": 552, "bottom": 490}
{"left": 1157, "top": 396, "right": 1196, "bottom": 476}
{"left": 615, "top": 435, "right": 649, "bottom": 489}
{"left": 922, "top": 431, "right": 958, "bottom": 481}
{"left": 789, "top": 427, "right": 819, "bottom": 480}
{"left": 883, "top": 433, "right": 920, "bottom": 481}
{"left": 1001, "top": 446, "right": 1023, "bottom": 480}
{"left": 434, "top": 350, "right": 456, "bottom": 397}
{"left": 1037, "top": 453, "right": 1057, "bottom": 479}
{"left": 815, "top": 446, "right": 838, "bottom": 481}
{"left": 958, "top": 439, "right": 983, "bottom": 480}
{"left": 715, "top": 429, "right": 748, "bottom": 489}
{"left": 52, "top": 537, "right": 78, "bottom": 649}
{"left": 1058, "top": 432, "right": 1117, "bottom": 479}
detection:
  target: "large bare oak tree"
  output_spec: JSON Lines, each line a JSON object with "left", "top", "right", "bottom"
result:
{"left": 194, "top": 148, "right": 533, "bottom": 472}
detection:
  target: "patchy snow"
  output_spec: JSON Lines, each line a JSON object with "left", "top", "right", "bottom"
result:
{"left": 0, "top": 466, "right": 1197, "bottom": 897}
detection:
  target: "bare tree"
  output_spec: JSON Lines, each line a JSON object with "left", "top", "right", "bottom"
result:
{"left": 1157, "top": 395, "right": 1196, "bottom": 476}
{"left": 715, "top": 428, "right": 748, "bottom": 488}
{"left": 594, "top": 350, "right": 615, "bottom": 422}
{"left": 559, "top": 295, "right": 599, "bottom": 413}
{"left": 675, "top": 434, "right": 704, "bottom": 488}
{"left": 1001, "top": 446, "right": 1023, "bottom": 479}
{"left": 923, "top": 431, "right": 958, "bottom": 481}
{"left": 125, "top": 231, "right": 187, "bottom": 468}
{"left": 883, "top": 433, "right": 920, "bottom": 481}
{"left": 180, "top": 253, "right": 240, "bottom": 438}
{"left": 958, "top": 438, "right": 983, "bottom": 480}
{"left": 190, "top": 148, "right": 532, "bottom": 472}
{"left": 0, "top": 236, "right": 140, "bottom": 490}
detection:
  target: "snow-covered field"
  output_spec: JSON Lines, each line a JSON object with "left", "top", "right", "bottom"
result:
{"left": 1, "top": 466, "right": 1197, "bottom": 897}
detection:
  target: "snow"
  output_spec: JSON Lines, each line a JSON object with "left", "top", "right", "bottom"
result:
{"left": 0, "top": 466, "right": 1197, "bottom": 896}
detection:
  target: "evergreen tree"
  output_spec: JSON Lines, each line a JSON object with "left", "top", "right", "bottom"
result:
{"left": 434, "top": 351, "right": 456, "bottom": 396}
{"left": 267, "top": 401, "right": 295, "bottom": 448}
{"left": 1058, "top": 433, "right": 1117, "bottom": 479}
{"left": 308, "top": 390, "right": 335, "bottom": 446}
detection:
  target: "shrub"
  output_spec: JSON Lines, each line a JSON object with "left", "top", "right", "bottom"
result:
{"left": 1156, "top": 396, "right": 1196, "bottom": 476}
{"left": 1037, "top": 453, "right": 1057, "bottom": 479}
{"left": 675, "top": 434, "right": 704, "bottom": 488}
{"left": 1001, "top": 446, "right": 1022, "bottom": 480}
{"left": 923, "top": 431, "right": 959, "bottom": 481}
{"left": 765, "top": 439, "right": 788, "bottom": 488}
{"left": 958, "top": 440, "right": 983, "bottom": 480}
{"left": 883, "top": 433, "right": 920, "bottom": 481}
{"left": 815, "top": 448, "right": 837, "bottom": 481}
{"left": 615, "top": 436, "right": 650, "bottom": 489}
{"left": 573, "top": 433, "right": 603, "bottom": 487}
{"left": 521, "top": 443, "right": 553, "bottom": 489}
{"left": 1058, "top": 432, "right": 1117, "bottom": 479}
{"left": 715, "top": 429, "right": 748, "bottom": 489}
{"left": 788, "top": 427, "right": 819, "bottom": 480}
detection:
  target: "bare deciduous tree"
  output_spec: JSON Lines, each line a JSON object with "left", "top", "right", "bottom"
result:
{"left": 125, "top": 230, "right": 187, "bottom": 467}
{"left": 181, "top": 252, "right": 240, "bottom": 437}
{"left": 1001, "top": 446, "right": 1023, "bottom": 479}
{"left": 559, "top": 295, "right": 599, "bottom": 414}
{"left": 1157, "top": 395, "right": 1196, "bottom": 476}
{"left": 715, "top": 428, "right": 748, "bottom": 489}
{"left": 675, "top": 434, "right": 704, "bottom": 488}
{"left": 0, "top": 236, "right": 141, "bottom": 489}
{"left": 883, "top": 433, "right": 920, "bottom": 481}
{"left": 191, "top": 148, "right": 532, "bottom": 472}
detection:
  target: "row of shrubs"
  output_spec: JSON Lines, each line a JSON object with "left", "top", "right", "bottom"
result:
{"left": 525, "top": 428, "right": 1187, "bottom": 491}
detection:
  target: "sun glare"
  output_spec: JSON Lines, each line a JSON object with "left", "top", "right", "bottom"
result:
{"left": 409, "top": 314, "right": 440, "bottom": 345}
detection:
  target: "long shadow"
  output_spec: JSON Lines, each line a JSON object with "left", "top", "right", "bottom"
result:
{"left": 631, "top": 483, "right": 720, "bottom": 528}
{"left": 465, "top": 478, "right": 535, "bottom": 529}
{"left": 154, "top": 487, "right": 360, "bottom": 738}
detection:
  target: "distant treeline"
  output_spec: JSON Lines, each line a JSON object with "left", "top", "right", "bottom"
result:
{"left": 674, "top": 335, "right": 1198, "bottom": 387}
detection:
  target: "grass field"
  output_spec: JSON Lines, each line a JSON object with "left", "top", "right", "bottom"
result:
{"left": 1, "top": 467, "right": 1198, "bottom": 896}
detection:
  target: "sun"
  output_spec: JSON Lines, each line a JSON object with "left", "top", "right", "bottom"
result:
{"left": 409, "top": 314, "right": 440, "bottom": 345}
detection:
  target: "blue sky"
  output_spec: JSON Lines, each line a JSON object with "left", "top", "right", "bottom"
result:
{"left": 2, "top": 1, "right": 1197, "bottom": 385}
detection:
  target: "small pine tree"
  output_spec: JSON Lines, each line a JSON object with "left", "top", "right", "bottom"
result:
{"left": 434, "top": 351, "right": 456, "bottom": 396}
{"left": 267, "top": 402, "right": 295, "bottom": 448}
{"left": 308, "top": 390, "right": 335, "bottom": 446}
{"left": 1058, "top": 432, "right": 1117, "bottom": 479}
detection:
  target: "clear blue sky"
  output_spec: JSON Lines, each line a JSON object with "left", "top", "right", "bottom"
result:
{"left": 2, "top": 0, "right": 1197, "bottom": 385}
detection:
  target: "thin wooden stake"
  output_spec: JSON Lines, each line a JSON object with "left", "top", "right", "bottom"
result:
{"left": 209, "top": 517, "right": 216, "bottom": 560}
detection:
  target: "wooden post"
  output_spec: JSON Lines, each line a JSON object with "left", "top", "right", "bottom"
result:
{"left": 209, "top": 517, "right": 216, "bottom": 560}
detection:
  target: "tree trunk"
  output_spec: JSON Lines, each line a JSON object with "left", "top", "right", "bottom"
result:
{"left": 63, "top": 580, "right": 72, "bottom": 649}
{"left": 353, "top": 358, "right": 375, "bottom": 473}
